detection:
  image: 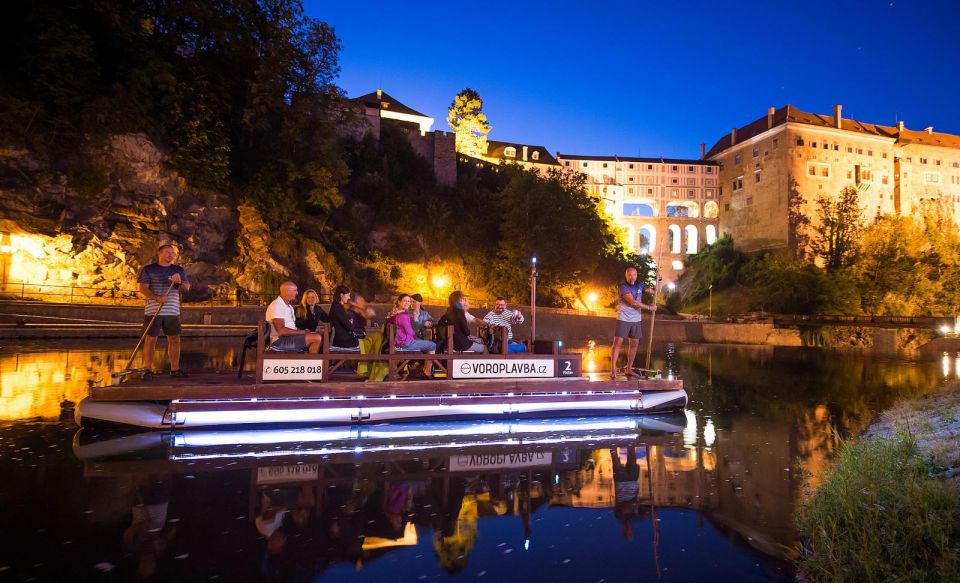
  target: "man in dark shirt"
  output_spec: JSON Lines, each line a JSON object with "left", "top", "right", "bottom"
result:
{"left": 137, "top": 242, "right": 190, "bottom": 378}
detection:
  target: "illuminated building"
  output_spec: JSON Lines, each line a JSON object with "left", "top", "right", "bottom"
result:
{"left": 480, "top": 140, "right": 561, "bottom": 173}
{"left": 706, "top": 104, "right": 960, "bottom": 254}
{"left": 556, "top": 154, "right": 721, "bottom": 283}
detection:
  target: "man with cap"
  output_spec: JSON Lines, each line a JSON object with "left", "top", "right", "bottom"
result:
{"left": 408, "top": 293, "right": 434, "bottom": 339}
{"left": 137, "top": 242, "right": 191, "bottom": 378}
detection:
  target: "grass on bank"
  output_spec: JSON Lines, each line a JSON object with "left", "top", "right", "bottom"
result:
{"left": 796, "top": 434, "right": 960, "bottom": 582}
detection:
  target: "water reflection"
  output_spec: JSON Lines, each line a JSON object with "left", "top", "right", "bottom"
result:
{"left": 65, "top": 416, "right": 786, "bottom": 580}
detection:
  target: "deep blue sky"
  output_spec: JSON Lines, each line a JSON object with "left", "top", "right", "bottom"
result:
{"left": 307, "top": 0, "right": 960, "bottom": 159}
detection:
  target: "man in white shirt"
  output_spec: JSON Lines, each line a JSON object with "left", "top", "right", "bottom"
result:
{"left": 265, "top": 281, "right": 322, "bottom": 353}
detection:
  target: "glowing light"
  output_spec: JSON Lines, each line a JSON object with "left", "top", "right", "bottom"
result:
{"left": 682, "top": 409, "right": 698, "bottom": 446}
{"left": 704, "top": 418, "right": 716, "bottom": 448}
{"left": 531, "top": 256, "right": 537, "bottom": 265}
{"left": 944, "top": 352, "right": 952, "bottom": 377}
{"left": 431, "top": 275, "right": 449, "bottom": 290}
{"left": 667, "top": 282, "right": 676, "bottom": 291}
{"left": 671, "top": 260, "right": 684, "bottom": 270}
{"left": 587, "top": 291, "right": 598, "bottom": 303}
{"left": 941, "top": 325, "right": 951, "bottom": 335}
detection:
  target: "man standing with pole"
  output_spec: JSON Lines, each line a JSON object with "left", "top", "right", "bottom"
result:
{"left": 137, "top": 242, "right": 190, "bottom": 378}
{"left": 610, "top": 266, "right": 655, "bottom": 380}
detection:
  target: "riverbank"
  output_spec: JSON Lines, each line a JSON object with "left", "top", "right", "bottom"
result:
{"left": 796, "top": 382, "right": 960, "bottom": 580}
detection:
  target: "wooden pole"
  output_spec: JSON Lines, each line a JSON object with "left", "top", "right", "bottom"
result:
{"left": 644, "top": 234, "right": 666, "bottom": 371}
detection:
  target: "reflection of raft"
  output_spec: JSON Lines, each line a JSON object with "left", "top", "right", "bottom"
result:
{"left": 76, "top": 372, "right": 687, "bottom": 429}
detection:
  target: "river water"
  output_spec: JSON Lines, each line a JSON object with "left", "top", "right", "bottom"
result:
{"left": 0, "top": 339, "right": 951, "bottom": 581}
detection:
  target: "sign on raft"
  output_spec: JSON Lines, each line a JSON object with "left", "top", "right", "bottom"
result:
{"left": 452, "top": 359, "right": 555, "bottom": 379}
{"left": 449, "top": 452, "right": 552, "bottom": 472}
{"left": 262, "top": 359, "right": 323, "bottom": 381}
{"left": 256, "top": 463, "right": 320, "bottom": 484}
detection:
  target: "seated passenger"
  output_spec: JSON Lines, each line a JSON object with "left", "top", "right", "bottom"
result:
{"left": 265, "top": 281, "right": 322, "bottom": 353}
{"left": 444, "top": 291, "right": 485, "bottom": 353}
{"left": 349, "top": 293, "right": 375, "bottom": 329}
{"left": 387, "top": 294, "right": 437, "bottom": 376}
{"left": 409, "top": 293, "right": 434, "bottom": 338}
{"left": 483, "top": 296, "right": 527, "bottom": 353}
{"left": 329, "top": 285, "right": 364, "bottom": 349}
{"left": 295, "top": 288, "right": 329, "bottom": 332}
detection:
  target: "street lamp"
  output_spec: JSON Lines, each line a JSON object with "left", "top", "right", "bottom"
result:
{"left": 708, "top": 283, "right": 713, "bottom": 320}
{"left": 587, "top": 291, "right": 598, "bottom": 313}
{"left": 530, "top": 257, "right": 538, "bottom": 346}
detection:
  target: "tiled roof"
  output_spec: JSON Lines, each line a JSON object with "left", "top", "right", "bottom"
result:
{"left": 557, "top": 154, "right": 718, "bottom": 166}
{"left": 706, "top": 105, "right": 960, "bottom": 157}
{"left": 353, "top": 90, "right": 430, "bottom": 119}
{"left": 486, "top": 140, "right": 560, "bottom": 165}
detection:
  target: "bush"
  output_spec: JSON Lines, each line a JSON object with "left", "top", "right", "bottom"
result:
{"left": 796, "top": 433, "right": 960, "bottom": 581}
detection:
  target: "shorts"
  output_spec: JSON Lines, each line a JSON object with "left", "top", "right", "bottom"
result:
{"left": 144, "top": 315, "right": 182, "bottom": 337}
{"left": 614, "top": 320, "right": 643, "bottom": 340}
{"left": 400, "top": 339, "right": 437, "bottom": 352}
{"left": 269, "top": 335, "right": 307, "bottom": 352}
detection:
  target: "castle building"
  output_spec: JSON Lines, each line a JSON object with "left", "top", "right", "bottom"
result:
{"left": 480, "top": 139, "right": 561, "bottom": 173}
{"left": 706, "top": 105, "right": 960, "bottom": 254}
{"left": 556, "top": 154, "right": 721, "bottom": 283}
{"left": 350, "top": 89, "right": 457, "bottom": 187}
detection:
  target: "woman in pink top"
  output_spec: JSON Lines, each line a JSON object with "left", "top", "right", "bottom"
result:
{"left": 387, "top": 294, "right": 437, "bottom": 377}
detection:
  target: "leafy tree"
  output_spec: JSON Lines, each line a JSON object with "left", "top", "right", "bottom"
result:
{"left": 447, "top": 88, "right": 490, "bottom": 158}
{"left": 667, "top": 234, "right": 746, "bottom": 309}
{"left": 812, "top": 186, "right": 862, "bottom": 271}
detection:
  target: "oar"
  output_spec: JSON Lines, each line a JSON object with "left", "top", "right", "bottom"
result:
{"left": 112, "top": 280, "right": 177, "bottom": 384}
{"left": 643, "top": 234, "right": 666, "bottom": 373}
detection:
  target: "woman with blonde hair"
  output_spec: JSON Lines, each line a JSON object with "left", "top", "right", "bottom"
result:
{"left": 294, "top": 289, "right": 329, "bottom": 332}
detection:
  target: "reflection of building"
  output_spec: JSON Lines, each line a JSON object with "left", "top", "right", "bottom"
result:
{"left": 350, "top": 89, "right": 457, "bottom": 187}
{"left": 706, "top": 104, "right": 960, "bottom": 254}
{"left": 556, "top": 155, "right": 720, "bottom": 283}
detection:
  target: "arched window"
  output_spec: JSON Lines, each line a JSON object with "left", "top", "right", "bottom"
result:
{"left": 639, "top": 225, "right": 656, "bottom": 254}
{"left": 704, "top": 200, "right": 719, "bottom": 218}
{"left": 684, "top": 225, "right": 698, "bottom": 254}
{"left": 623, "top": 203, "right": 655, "bottom": 217}
{"left": 504, "top": 146, "right": 516, "bottom": 158}
{"left": 705, "top": 224, "right": 717, "bottom": 245}
{"left": 668, "top": 225, "right": 682, "bottom": 254}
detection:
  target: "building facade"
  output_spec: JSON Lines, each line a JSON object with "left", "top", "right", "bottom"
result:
{"left": 556, "top": 154, "right": 721, "bottom": 283}
{"left": 481, "top": 140, "right": 561, "bottom": 173}
{"left": 706, "top": 105, "right": 960, "bottom": 254}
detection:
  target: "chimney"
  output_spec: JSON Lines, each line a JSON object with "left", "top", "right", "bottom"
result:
{"left": 925, "top": 126, "right": 934, "bottom": 134}
{"left": 833, "top": 104, "right": 842, "bottom": 129}
{"left": 376, "top": 88, "right": 382, "bottom": 99}
{"left": 522, "top": 145, "right": 529, "bottom": 161}
{"left": 767, "top": 107, "right": 775, "bottom": 129}
{"left": 897, "top": 120, "right": 905, "bottom": 132}
{"left": 700, "top": 143, "right": 706, "bottom": 160}
{"left": 730, "top": 128, "right": 737, "bottom": 145}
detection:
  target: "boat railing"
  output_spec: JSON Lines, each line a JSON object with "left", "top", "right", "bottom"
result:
{"left": 255, "top": 322, "right": 582, "bottom": 383}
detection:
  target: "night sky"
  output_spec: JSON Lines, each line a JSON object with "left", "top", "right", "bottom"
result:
{"left": 308, "top": 0, "right": 960, "bottom": 159}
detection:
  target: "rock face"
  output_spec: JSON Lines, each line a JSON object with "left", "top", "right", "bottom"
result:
{"left": 0, "top": 134, "right": 278, "bottom": 300}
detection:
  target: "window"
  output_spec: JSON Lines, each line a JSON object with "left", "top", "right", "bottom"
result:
{"left": 628, "top": 164, "right": 634, "bottom": 169}
{"left": 847, "top": 146, "right": 853, "bottom": 153}
{"left": 834, "top": 144, "right": 839, "bottom": 151}
{"left": 672, "top": 165, "right": 679, "bottom": 171}
{"left": 687, "top": 189, "right": 695, "bottom": 198}
{"left": 734, "top": 154, "right": 742, "bottom": 165}
{"left": 733, "top": 176, "right": 744, "bottom": 191}
{"left": 936, "top": 160, "right": 942, "bottom": 166}
{"left": 647, "top": 164, "right": 654, "bottom": 170}
{"left": 705, "top": 189, "right": 714, "bottom": 198}
{"left": 796, "top": 137, "right": 805, "bottom": 146}
{"left": 823, "top": 143, "right": 829, "bottom": 150}
{"left": 754, "top": 170, "right": 761, "bottom": 183}
{"left": 628, "top": 176, "right": 634, "bottom": 182}
{"left": 628, "top": 187, "right": 634, "bottom": 194}
{"left": 706, "top": 167, "right": 714, "bottom": 173}
{"left": 861, "top": 169, "right": 873, "bottom": 181}
{"left": 671, "top": 189, "right": 679, "bottom": 197}
{"left": 582, "top": 162, "right": 588, "bottom": 168}
{"left": 724, "top": 203, "right": 731, "bottom": 211}
{"left": 811, "top": 141, "right": 818, "bottom": 148}
{"left": 687, "top": 178, "right": 696, "bottom": 185}
{"left": 847, "top": 169, "right": 853, "bottom": 179}
{"left": 883, "top": 153, "right": 888, "bottom": 159}
{"left": 867, "top": 150, "right": 873, "bottom": 156}
{"left": 647, "top": 188, "right": 654, "bottom": 195}
{"left": 773, "top": 138, "right": 779, "bottom": 147}
{"left": 752, "top": 146, "right": 759, "bottom": 157}
{"left": 920, "top": 158, "right": 928, "bottom": 164}
{"left": 671, "top": 178, "right": 678, "bottom": 184}
{"left": 746, "top": 196, "right": 753, "bottom": 206}
{"left": 688, "top": 165, "right": 695, "bottom": 172}
{"left": 808, "top": 162, "right": 831, "bottom": 178}
{"left": 531, "top": 151, "right": 540, "bottom": 161}
{"left": 882, "top": 175, "right": 889, "bottom": 185}
{"left": 504, "top": 146, "right": 516, "bottom": 158}
{"left": 857, "top": 148, "right": 863, "bottom": 155}
{"left": 953, "top": 162, "right": 960, "bottom": 168}
{"left": 602, "top": 162, "right": 608, "bottom": 168}
{"left": 924, "top": 172, "right": 941, "bottom": 184}
{"left": 564, "top": 161, "right": 570, "bottom": 167}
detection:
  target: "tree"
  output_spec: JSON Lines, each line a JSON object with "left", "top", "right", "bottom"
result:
{"left": 812, "top": 186, "right": 862, "bottom": 271}
{"left": 447, "top": 88, "right": 490, "bottom": 158}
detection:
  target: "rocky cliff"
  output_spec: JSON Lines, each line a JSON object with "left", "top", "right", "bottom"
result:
{"left": 0, "top": 133, "right": 315, "bottom": 299}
